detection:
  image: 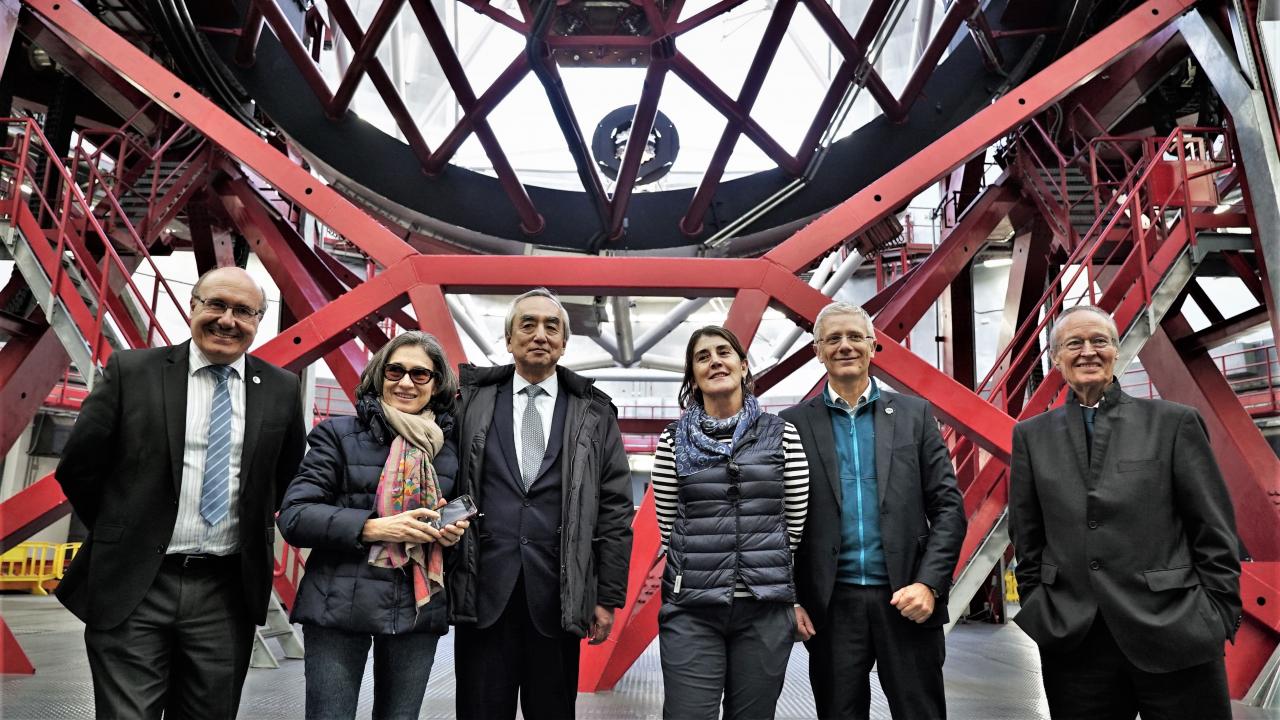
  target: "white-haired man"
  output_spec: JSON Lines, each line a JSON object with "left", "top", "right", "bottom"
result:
{"left": 1010, "top": 304, "right": 1241, "bottom": 719}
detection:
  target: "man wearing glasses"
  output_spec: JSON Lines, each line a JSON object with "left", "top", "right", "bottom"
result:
{"left": 55, "top": 266, "right": 307, "bottom": 718}
{"left": 1009, "top": 304, "right": 1241, "bottom": 719}
{"left": 448, "top": 288, "right": 634, "bottom": 720}
{"left": 780, "top": 300, "right": 966, "bottom": 719}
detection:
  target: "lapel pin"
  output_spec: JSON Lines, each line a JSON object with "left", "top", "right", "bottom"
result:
{"left": 885, "top": 407, "right": 894, "bottom": 414}
{"left": 252, "top": 376, "right": 261, "bottom": 384}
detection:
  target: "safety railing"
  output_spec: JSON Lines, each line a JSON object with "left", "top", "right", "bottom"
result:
{"left": 1122, "top": 343, "right": 1280, "bottom": 416}
{"left": 0, "top": 117, "right": 193, "bottom": 360}
{"left": 944, "top": 124, "right": 1236, "bottom": 494}
{"left": 0, "top": 541, "right": 81, "bottom": 595}
{"left": 72, "top": 109, "right": 211, "bottom": 248}
{"left": 273, "top": 542, "right": 307, "bottom": 610}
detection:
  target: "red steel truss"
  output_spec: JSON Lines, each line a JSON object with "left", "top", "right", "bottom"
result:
{"left": 0, "top": 0, "right": 1276, "bottom": 701}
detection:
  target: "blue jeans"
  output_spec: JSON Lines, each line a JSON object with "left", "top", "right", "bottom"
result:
{"left": 302, "top": 624, "right": 441, "bottom": 720}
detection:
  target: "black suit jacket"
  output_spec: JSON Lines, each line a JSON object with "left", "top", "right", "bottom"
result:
{"left": 55, "top": 341, "right": 307, "bottom": 629}
{"left": 781, "top": 387, "right": 967, "bottom": 628}
{"left": 473, "top": 378, "right": 570, "bottom": 635}
{"left": 1009, "top": 382, "right": 1241, "bottom": 673}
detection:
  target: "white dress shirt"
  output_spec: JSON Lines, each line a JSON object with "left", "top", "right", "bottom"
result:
{"left": 167, "top": 344, "right": 246, "bottom": 555}
{"left": 512, "top": 371, "right": 558, "bottom": 475}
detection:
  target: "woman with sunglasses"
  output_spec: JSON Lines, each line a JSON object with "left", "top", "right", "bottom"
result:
{"left": 654, "top": 326, "right": 810, "bottom": 720}
{"left": 278, "top": 331, "right": 470, "bottom": 719}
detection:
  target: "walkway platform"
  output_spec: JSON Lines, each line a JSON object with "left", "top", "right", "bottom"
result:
{"left": 1, "top": 594, "right": 1274, "bottom": 719}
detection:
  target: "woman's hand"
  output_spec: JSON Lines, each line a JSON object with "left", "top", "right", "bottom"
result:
{"left": 434, "top": 518, "right": 469, "bottom": 547}
{"left": 361, "top": 507, "right": 441, "bottom": 544}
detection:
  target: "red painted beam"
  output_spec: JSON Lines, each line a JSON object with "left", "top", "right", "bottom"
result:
{"left": 680, "top": 0, "right": 800, "bottom": 236}
{"left": 766, "top": 0, "right": 1197, "bottom": 274}
{"left": 0, "top": 326, "right": 70, "bottom": 457}
{"left": 875, "top": 181, "right": 1020, "bottom": 341}
{"left": 249, "top": 0, "right": 334, "bottom": 106}
{"left": 0, "top": 616, "right": 34, "bottom": 675}
{"left": 1139, "top": 319, "right": 1280, "bottom": 562}
{"left": 0, "top": 474, "right": 69, "bottom": 554}
{"left": 722, "top": 288, "right": 771, "bottom": 350}
{"left": 25, "top": 0, "right": 416, "bottom": 269}
{"left": 406, "top": 285, "right": 469, "bottom": 371}
{"left": 607, "top": 57, "right": 669, "bottom": 241}
{"left": 324, "top": 0, "right": 435, "bottom": 172}
{"left": 327, "top": 0, "right": 406, "bottom": 117}
{"left": 409, "top": 0, "right": 543, "bottom": 234}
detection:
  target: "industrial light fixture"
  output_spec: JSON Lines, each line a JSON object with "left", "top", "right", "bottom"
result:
{"left": 591, "top": 105, "right": 680, "bottom": 186}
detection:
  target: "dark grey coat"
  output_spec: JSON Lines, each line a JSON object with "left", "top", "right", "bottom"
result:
{"left": 1010, "top": 381, "right": 1242, "bottom": 673}
{"left": 278, "top": 395, "right": 457, "bottom": 635}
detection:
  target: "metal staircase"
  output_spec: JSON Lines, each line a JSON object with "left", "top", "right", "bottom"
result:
{"left": 944, "top": 124, "right": 1247, "bottom": 631}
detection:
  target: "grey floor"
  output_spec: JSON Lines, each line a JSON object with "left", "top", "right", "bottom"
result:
{"left": 1, "top": 593, "right": 1275, "bottom": 719}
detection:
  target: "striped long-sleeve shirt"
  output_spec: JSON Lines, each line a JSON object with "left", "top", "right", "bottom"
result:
{"left": 652, "top": 421, "right": 810, "bottom": 597}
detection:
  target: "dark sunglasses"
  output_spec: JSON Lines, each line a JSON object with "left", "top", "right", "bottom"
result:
{"left": 383, "top": 363, "right": 438, "bottom": 385}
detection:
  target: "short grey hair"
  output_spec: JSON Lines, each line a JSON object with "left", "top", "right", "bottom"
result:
{"left": 813, "top": 301, "right": 875, "bottom": 342}
{"left": 504, "top": 287, "right": 572, "bottom": 341}
{"left": 355, "top": 331, "right": 459, "bottom": 414}
{"left": 1049, "top": 304, "right": 1119, "bottom": 349}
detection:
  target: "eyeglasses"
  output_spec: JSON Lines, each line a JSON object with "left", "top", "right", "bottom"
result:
{"left": 383, "top": 363, "right": 438, "bottom": 385}
{"left": 1058, "top": 337, "right": 1115, "bottom": 353}
{"left": 193, "top": 294, "right": 264, "bottom": 322}
{"left": 817, "top": 333, "right": 873, "bottom": 347}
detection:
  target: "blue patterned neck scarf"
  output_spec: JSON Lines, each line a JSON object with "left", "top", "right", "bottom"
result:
{"left": 674, "top": 393, "right": 761, "bottom": 476}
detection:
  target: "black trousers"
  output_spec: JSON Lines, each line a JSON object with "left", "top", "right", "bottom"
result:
{"left": 84, "top": 554, "right": 253, "bottom": 720}
{"left": 1039, "top": 615, "right": 1231, "bottom": 720}
{"left": 805, "top": 584, "right": 946, "bottom": 720}
{"left": 455, "top": 577, "right": 581, "bottom": 720}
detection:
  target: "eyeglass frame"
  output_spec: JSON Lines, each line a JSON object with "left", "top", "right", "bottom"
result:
{"left": 192, "top": 294, "right": 266, "bottom": 322}
{"left": 1055, "top": 336, "right": 1117, "bottom": 354}
{"left": 815, "top": 332, "right": 875, "bottom": 348}
{"left": 383, "top": 362, "right": 440, "bottom": 386}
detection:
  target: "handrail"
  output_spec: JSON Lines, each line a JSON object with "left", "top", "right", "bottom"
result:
{"left": 0, "top": 118, "right": 193, "bottom": 361}
{"left": 938, "top": 125, "right": 1235, "bottom": 474}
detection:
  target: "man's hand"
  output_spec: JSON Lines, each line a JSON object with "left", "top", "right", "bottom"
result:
{"left": 794, "top": 606, "right": 816, "bottom": 642}
{"left": 889, "top": 582, "right": 936, "bottom": 624}
{"left": 588, "top": 605, "right": 614, "bottom": 645}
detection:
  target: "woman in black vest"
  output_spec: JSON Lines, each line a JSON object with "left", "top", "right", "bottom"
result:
{"left": 278, "top": 331, "right": 470, "bottom": 719}
{"left": 653, "top": 326, "right": 811, "bottom": 720}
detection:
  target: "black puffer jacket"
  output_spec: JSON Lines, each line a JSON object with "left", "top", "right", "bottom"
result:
{"left": 278, "top": 395, "right": 457, "bottom": 635}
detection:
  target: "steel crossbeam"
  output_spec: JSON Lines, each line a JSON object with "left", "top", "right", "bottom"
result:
{"left": 8, "top": 0, "right": 1277, "bottom": 696}
{"left": 766, "top": 0, "right": 1198, "bottom": 274}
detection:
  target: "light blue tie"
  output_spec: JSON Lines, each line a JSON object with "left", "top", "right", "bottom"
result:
{"left": 201, "top": 364, "right": 233, "bottom": 525}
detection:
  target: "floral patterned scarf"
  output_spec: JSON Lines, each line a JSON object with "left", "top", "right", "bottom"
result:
{"left": 368, "top": 403, "right": 445, "bottom": 610}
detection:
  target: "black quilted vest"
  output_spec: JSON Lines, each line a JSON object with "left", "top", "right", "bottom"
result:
{"left": 662, "top": 412, "right": 795, "bottom": 607}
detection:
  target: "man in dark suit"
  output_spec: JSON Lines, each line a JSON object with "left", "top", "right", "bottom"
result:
{"left": 1009, "top": 304, "right": 1241, "bottom": 719}
{"left": 448, "top": 287, "right": 634, "bottom": 720}
{"left": 781, "top": 301, "right": 966, "bottom": 720}
{"left": 55, "top": 266, "right": 307, "bottom": 719}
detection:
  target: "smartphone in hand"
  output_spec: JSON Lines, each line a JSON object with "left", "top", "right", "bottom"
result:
{"left": 432, "top": 494, "right": 480, "bottom": 530}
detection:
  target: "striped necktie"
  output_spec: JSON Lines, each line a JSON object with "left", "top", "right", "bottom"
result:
{"left": 520, "top": 385, "right": 546, "bottom": 491}
{"left": 201, "top": 364, "right": 234, "bottom": 525}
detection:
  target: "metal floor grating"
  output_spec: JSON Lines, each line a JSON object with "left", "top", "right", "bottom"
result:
{"left": 2, "top": 594, "right": 1275, "bottom": 719}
